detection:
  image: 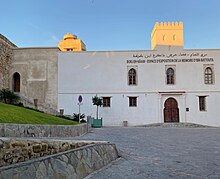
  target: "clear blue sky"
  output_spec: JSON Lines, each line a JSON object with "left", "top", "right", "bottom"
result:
{"left": 1, "top": 0, "right": 220, "bottom": 50}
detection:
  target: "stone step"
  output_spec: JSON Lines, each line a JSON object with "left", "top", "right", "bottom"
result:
{"left": 137, "top": 122, "right": 213, "bottom": 128}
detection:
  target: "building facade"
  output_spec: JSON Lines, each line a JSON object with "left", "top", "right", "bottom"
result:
{"left": 58, "top": 22, "right": 220, "bottom": 127}
{"left": 0, "top": 33, "right": 84, "bottom": 113}
{"left": 58, "top": 49, "right": 220, "bottom": 127}
{"left": 1, "top": 22, "right": 220, "bottom": 126}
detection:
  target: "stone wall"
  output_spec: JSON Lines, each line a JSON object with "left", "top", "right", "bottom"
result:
{"left": 0, "top": 34, "right": 59, "bottom": 114}
{"left": 0, "top": 138, "right": 98, "bottom": 167}
{"left": 0, "top": 34, "right": 17, "bottom": 89}
{"left": 0, "top": 123, "right": 90, "bottom": 138}
{"left": 12, "top": 47, "right": 59, "bottom": 112}
{"left": 0, "top": 140, "right": 118, "bottom": 179}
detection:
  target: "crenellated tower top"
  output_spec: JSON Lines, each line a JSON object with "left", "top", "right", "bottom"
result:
{"left": 151, "top": 21, "right": 184, "bottom": 50}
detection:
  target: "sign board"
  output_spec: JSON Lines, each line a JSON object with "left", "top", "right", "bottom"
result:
{"left": 78, "top": 95, "right": 83, "bottom": 103}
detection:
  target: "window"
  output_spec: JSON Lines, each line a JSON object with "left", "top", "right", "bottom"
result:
{"left": 199, "top": 96, "right": 206, "bottom": 111}
{"left": 204, "top": 67, "right": 213, "bottom": 84}
{"left": 128, "top": 68, "right": 137, "bottom": 85}
{"left": 129, "top": 97, "right": 137, "bottom": 107}
{"left": 166, "top": 67, "right": 175, "bottom": 85}
{"left": 163, "top": 35, "right": 166, "bottom": 41}
{"left": 173, "top": 35, "right": 176, "bottom": 41}
{"left": 103, "top": 97, "right": 111, "bottom": 107}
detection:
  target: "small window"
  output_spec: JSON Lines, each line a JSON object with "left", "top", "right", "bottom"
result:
{"left": 173, "top": 35, "right": 176, "bottom": 41}
{"left": 166, "top": 67, "right": 175, "bottom": 85}
{"left": 199, "top": 96, "right": 206, "bottom": 111}
{"left": 128, "top": 68, "right": 137, "bottom": 85}
{"left": 129, "top": 97, "right": 137, "bottom": 107}
{"left": 163, "top": 35, "right": 166, "bottom": 41}
{"left": 204, "top": 67, "right": 213, "bottom": 84}
{"left": 103, "top": 97, "right": 111, "bottom": 107}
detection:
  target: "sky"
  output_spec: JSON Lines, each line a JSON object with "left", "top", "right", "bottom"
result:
{"left": 1, "top": 0, "right": 220, "bottom": 51}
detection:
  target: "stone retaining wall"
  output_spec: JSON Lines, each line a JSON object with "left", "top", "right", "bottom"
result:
{"left": 0, "top": 138, "right": 98, "bottom": 167}
{"left": 0, "top": 123, "right": 90, "bottom": 137}
{"left": 0, "top": 141, "right": 118, "bottom": 179}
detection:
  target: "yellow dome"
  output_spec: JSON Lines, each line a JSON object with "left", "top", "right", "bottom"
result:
{"left": 63, "top": 33, "right": 77, "bottom": 40}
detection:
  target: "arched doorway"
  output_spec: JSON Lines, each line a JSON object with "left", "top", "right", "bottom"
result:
{"left": 164, "top": 97, "right": 179, "bottom": 123}
{"left": 13, "top": 72, "right": 20, "bottom": 92}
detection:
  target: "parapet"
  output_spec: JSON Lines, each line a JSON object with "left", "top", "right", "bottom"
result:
{"left": 151, "top": 22, "right": 183, "bottom": 37}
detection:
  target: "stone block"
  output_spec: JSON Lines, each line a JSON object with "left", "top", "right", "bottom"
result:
{"left": 41, "top": 143, "right": 48, "bottom": 152}
{"left": 33, "top": 144, "right": 42, "bottom": 153}
{"left": 0, "top": 125, "right": 4, "bottom": 137}
{"left": 4, "top": 124, "right": 19, "bottom": 137}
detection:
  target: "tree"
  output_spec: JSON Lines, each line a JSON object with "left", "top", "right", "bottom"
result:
{"left": 0, "top": 88, "right": 20, "bottom": 104}
{"left": 92, "top": 96, "right": 103, "bottom": 119}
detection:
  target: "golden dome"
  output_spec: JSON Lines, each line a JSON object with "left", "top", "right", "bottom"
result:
{"left": 63, "top": 33, "right": 77, "bottom": 40}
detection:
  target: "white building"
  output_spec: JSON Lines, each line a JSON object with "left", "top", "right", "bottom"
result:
{"left": 58, "top": 22, "right": 220, "bottom": 127}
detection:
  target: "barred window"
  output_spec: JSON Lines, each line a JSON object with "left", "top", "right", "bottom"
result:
{"left": 129, "top": 97, "right": 137, "bottom": 107}
{"left": 166, "top": 68, "right": 175, "bottom": 85}
{"left": 103, "top": 97, "right": 111, "bottom": 107}
{"left": 199, "top": 96, "right": 206, "bottom": 111}
{"left": 204, "top": 67, "right": 213, "bottom": 84}
{"left": 128, "top": 68, "right": 137, "bottom": 85}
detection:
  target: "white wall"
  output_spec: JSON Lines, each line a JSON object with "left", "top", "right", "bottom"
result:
{"left": 58, "top": 49, "right": 220, "bottom": 126}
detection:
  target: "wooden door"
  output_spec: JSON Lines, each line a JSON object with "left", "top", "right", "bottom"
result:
{"left": 164, "top": 98, "right": 179, "bottom": 123}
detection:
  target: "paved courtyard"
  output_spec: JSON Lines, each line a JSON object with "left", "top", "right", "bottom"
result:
{"left": 74, "top": 127, "right": 220, "bottom": 179}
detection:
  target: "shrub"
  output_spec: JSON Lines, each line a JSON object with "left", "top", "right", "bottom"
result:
{"left": 14, "top": 102, "right": 24, "bottom": 107}
{"left": 0, "top": 88, "right": 20, "bottom": 104}
{"left": 72, "top": 113, "right": 86, "bottom": 122}
{"left": 56, "top": 115, "right": 72, "bottom": 120}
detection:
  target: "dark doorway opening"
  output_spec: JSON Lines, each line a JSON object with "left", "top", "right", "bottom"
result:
{"left": 13, "top": 72, "right": 20, "bottom": 92}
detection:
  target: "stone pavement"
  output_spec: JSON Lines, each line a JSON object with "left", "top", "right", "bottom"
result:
{"left": 73, "top": 127, "right": 220, "bottom": 179}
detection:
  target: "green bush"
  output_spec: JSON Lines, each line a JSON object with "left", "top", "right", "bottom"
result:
{"left": 0, "top": 88, "right": 20, "bottom": 104}
{"left": 72, "top": 113, "right": 86, "bottom": 122}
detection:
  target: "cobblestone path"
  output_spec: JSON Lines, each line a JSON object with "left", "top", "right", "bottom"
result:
{"left": 74, "top": 127, "right": 220, "bottom": 179}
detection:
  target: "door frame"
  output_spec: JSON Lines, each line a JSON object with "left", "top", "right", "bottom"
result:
{"left": 158, "top": 92, "right": 186, "bottom": 123}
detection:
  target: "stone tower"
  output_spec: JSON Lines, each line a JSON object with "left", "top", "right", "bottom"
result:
{"left": 151, "top": 22, "right": 184, "bottom": 50}
{"left": 58, "top": 33, "right": 86, "bottom": 51}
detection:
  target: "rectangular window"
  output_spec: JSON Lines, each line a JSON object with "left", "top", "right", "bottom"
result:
{"left": 103, "top": 97, "right": 111, "bottom": 107}
{"left": 129, "top": 97, "right": 137, "bottom": 107}
{"left": 199, "top": 96, "right": 206, "bottom": 111}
